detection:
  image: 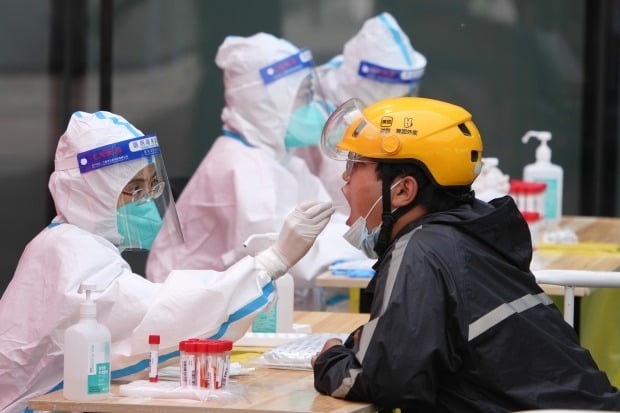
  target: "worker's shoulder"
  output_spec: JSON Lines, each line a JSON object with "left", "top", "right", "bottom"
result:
{"left": 406, "top": 219, "right": 463, "bottom": 243}
{"left": 34, "top": 222, "right": 116, "bottom": 253}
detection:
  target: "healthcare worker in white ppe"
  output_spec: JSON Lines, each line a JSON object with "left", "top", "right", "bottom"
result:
{"left": 0, "top": 110, "right": 333, "bottom": 412}
{"left": 297, "top": 11, "right": 427, "bottom": 212}
{"left": 146, "top": 33, "right": 363, "bottom": 307}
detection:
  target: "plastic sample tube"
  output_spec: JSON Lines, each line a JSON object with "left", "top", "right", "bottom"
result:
{"left": 197, "top": 341, "right": 209, "bottom": 388}
{"left": 186, "top": 340, "right": 198, "bottom": 387}
{"left": 206, "top": 340, "right": 218, "bottom": 390}
{"left": 179, "top": 340, "right": 191, "bottom": 387}
{"left": 148, "top": 334, "right": 160, "bottom": 382}
{"left": 220, "top": 340, "right": 233, "bottom": 387}
{"left": 179, "top": 338, "right": 200, "bottom": 387}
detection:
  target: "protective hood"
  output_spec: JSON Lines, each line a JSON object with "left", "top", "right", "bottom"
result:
{"left": 49, "top": 111, "right": 148, "bottom": 246}
{"left": 318, "top": 12, "right": 427, "bottom": 106}
{"left": 216, "top": 32, "right": 313, "bottom": 158}
{"left": 400, "top": 196, "right": 533, "bottom": 271}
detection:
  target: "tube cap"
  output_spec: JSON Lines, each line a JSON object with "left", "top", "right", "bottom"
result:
{"left": 149, "top": 334, "right": 160, "bottom": 345}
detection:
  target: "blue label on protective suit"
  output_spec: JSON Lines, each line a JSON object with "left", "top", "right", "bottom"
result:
{"left": 77, "top": 134, "right": 160, "bottom": 174}
{"left": 259, "top": 48, "right": 314, "bottom": 85}
{"left": 358, "top": 60, "right": 421, "bottom": 84}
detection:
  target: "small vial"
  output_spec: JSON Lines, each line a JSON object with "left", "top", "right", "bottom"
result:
{"left": 214, "top": 341, "right": 225, "bottom": 389}
{"left": 179, "top": 341, "right": 188, "bottom": 386}
{"left": 206, "top": 340, "right": 219, "bottom": 390}
{"left": 148, "top": 334, "right": 160, "bottom": 383}
{"left": 509, "top": 179, "right": 525, "bottom": 211}
{"left": 523, "top": 181, "right": 537, "bottom": 213}
{"left": 522, "top": 211, "right": 542, "bottom": 248}
{"left": 531, "top": 182, "right": 547, "bottom": 218}
{"left": 219, "top": 340, "right": 233, "bottom": 387}
{"left": 186, "top": 340, "right": 198, "bottom": 387}
{"left": 178, "top": 339, "right": 199, "bottom": 387}
{"left": 197, "top": 341, "right": 209, "bottom": 388}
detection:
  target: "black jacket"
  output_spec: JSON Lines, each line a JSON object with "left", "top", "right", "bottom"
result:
{"left": 313, "top": 196, "right": 620, "bottom": 412}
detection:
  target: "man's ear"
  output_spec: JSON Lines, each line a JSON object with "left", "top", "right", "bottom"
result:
{"left": 392, "top": 176, "right": 418, "bottom": 207}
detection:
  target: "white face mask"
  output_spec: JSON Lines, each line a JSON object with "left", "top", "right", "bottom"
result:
{"left": 343, "top": 180, "right": 402, "bottom": 258}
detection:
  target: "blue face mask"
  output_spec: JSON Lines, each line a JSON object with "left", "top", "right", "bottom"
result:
{"left": 342, "top": 180, "right": 403, "bottom": 259}
{"left": 343, "top": 214, "right": 381, "bottom": 259}
{"left": 117, "top": 200, "right": 163, "bottom": 250}
{"left": 284, "top": 101, "right": 333, "bottom": 148}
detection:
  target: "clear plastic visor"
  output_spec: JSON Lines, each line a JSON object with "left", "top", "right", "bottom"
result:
{"left": 320, "top": 98, "right": 379, "bottom": 161}
{"left": 262, "top": 65, "right": 332, "bottom": 134}
{"left": 287, "top": 68, "right": 331, "bottom": 115}
{"left": 116, "top": 155, "right": 183, "bottom": 252}
{"left": 256, "top": 48, "right": 332, "bottom": 149}
{"left": 77, "top": 134, "right": 184, "bottom": 251}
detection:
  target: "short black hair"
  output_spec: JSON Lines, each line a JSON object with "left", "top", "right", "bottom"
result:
{"left": 375, "top": 161, "right": 475, "bottom": 213}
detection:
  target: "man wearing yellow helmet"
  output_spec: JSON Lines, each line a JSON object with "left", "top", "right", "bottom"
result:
{"left": 312, "top": 97, "right": 620, "bottom": 411}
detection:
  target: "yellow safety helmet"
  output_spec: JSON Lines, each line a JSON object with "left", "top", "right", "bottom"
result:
{"left": 321, "top": 97, "right": 483, "bottom": 186}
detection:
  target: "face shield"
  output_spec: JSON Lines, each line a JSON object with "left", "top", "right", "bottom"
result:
{"left": 320, "top": 98, "right": 382, "bottom": 163}
{"left": 257, "top": 48, "right": 333, "bottom": 149}
{"left": 77, "top": 134, "right": 184, "bottom": 251}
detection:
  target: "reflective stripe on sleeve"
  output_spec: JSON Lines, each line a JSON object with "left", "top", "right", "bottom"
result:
{"left": 356, "top": 226, "right": 421, "bottom": 363}
{"left": 330, "top": 227, "right": 422, "bottom": 398}
{"left": 468, "top": 292, "right": 553, "bottom": 341}
{"left": 331, "top": 368, "right": 362, "bottom": 399}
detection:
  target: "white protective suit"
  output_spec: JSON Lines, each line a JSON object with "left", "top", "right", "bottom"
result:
{"left": 0, "top": 111, "right": 331, "bottom": 413}
{"left": 297, "top": 11, "right": 428, "bottom": 211}
{"left": 146, "top": 33, "right": 363, "bottom": 294}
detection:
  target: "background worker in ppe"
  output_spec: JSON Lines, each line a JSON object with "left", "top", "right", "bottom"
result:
{"left": 310, "top": 97, "right": 620, "bottom": 411}
{"left": 296, "top": 11, "right": 427, "bottom": 213}
{"left": 146, "top": 32, "right": 363, "bottom": 308}
{"left": 0, "top": 111, "right": 333, "bottom": 413}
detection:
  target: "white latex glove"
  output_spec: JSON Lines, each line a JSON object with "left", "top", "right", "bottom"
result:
{"left": 256, "top": 201, "right": 335, "bottom": 279}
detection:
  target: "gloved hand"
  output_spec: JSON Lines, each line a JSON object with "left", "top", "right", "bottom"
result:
{"left": 256, "top": 201, "right": 335, "bottom": 279}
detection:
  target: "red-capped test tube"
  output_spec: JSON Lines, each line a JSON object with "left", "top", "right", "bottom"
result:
{"left": 148, "top": 334, "right": 160, "bottom": 383}
{"left": 522, "top": 211, "right": 542, "bottom": 247}
{"left": 186, "top": 340, "right": 198, "bottom": 387}
{"left": 179, "top": 339, "right": 199, "bottom": 387}
{"left": 206, "top": 340, "right": 220, "bottom": 389}
{"left": 219, "top": 340, "right": 233, "bottom": 387}
{"left": 197, "top": 341, "right": 209, "bottom": 388}
{"left": 509, "top": 179, "right": 525, "bottom": 211}
{"left": 179, "top": 340, "right": 188, "bottom": 386}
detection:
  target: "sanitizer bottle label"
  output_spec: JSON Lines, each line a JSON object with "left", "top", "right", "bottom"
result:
{"left": 87, "top": 342, "right": 110, "bottom": 394}
{"left": 251, "top": 303, "right": 278, "bottom": 333}
{"left": 536, "top": 178, "right": 558, "bottom": 220}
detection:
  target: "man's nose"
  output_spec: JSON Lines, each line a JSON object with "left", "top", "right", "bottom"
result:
{"left": 342, "top": 169, "right": 351, "bottom": 182}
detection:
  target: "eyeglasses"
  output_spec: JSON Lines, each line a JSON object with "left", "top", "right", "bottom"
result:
{"left": 344, "top": 153, "right": 376, "bottom": 178}
{"left": 121, "top": 179, "right": 166, "bottom": 204}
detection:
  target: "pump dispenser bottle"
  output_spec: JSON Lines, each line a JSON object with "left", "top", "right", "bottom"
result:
{"left": 521, "top": 130, "right": 564, "bottom": 223}
{"left": 63, "top": 284, "right": 111, "bottom": 400}
{"left": 251, "top": 273, "right": 294, "bottom": 333}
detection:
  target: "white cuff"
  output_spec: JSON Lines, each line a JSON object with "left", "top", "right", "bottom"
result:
{"left": 255, "top": 247, "right": 290, "bottom": 279}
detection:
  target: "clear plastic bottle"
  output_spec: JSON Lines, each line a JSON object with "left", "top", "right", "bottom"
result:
{"left": 63, "top": 284, "right": 111, "bottom": 401}
{"left": 521, "top": 130, "right": 563, "bottom": 223}
{"left": 251, "top": 273, "right": 294, "bottom": 333}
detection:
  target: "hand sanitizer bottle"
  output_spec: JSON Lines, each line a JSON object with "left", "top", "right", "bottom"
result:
{"left": 522, "top": 130, "right": 564, "bottom": 224}
{"left": 63, "top": 284, "right": 111, "bottom": 400}
{"left": 250, "top": 273, "right": 294, "bottom": 333}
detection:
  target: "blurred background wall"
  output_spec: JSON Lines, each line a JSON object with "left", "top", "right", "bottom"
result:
{"left": 0, "top": 0, "right": 618, "bottom": 296}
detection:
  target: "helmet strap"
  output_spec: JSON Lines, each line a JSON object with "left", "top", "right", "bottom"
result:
{"left": 373, "top": 168, "right": 419, "bottom": 257}
{"left": 373, "top": 179, "right": 393, "bottom": 257}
